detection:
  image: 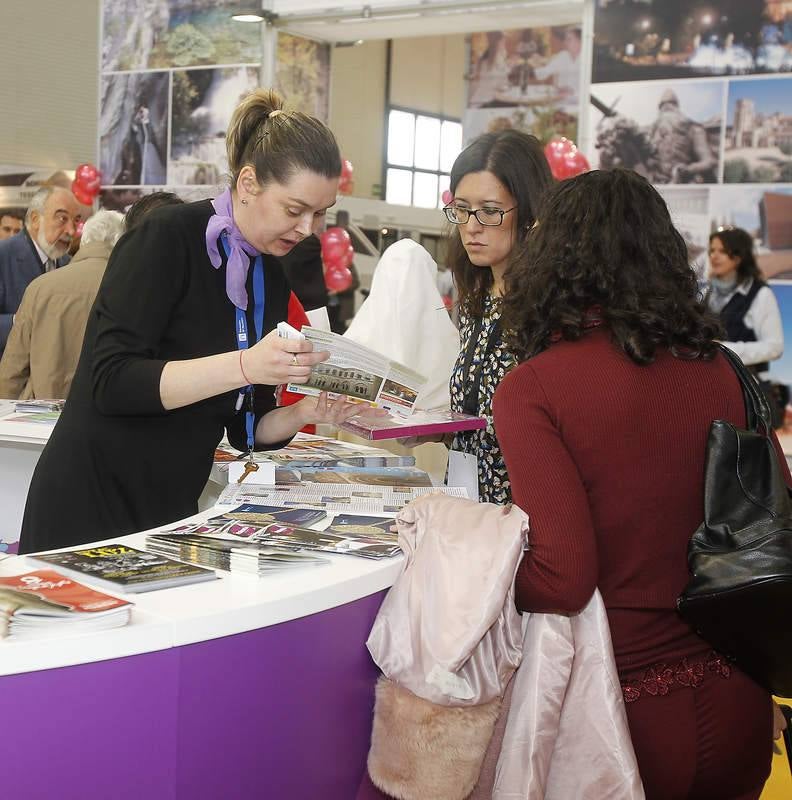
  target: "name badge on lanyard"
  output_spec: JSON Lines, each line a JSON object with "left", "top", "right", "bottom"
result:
{"left": 221, "top": 234, "right": 265, "bottom": 455}
{"left": 447, "top": 449, "right": 479, "bottom": 502}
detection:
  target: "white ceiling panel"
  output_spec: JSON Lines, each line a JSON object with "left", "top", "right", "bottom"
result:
{"left": 266, "top": 0, "right": 584, "bottom": 42}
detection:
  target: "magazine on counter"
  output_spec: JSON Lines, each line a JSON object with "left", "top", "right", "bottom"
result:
{"left": 27, "top": 543, "right": 218, "bottom": 594}
{"left": 161, "top": 510, "right": 401, "bottom": 561}
{"left": 341, "top": 409, "right": 487, "bottom": 441}
{"left": 282, "top": 326, "right": 426, "bottom": 417}
{"left": 165, "top": 504, "right": 328, "bottom": 539}
{"left": 324, "top": 513, "right": 398, "bottom": 542}
{"left": 0, "top": 570, "right": 131, "bottom": 639}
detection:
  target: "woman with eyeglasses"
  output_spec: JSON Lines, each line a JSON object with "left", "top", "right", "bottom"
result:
{"left": 442, "top": 130, "right": 553, "bottom": 503}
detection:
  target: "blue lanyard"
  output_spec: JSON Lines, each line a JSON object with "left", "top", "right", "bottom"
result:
{"left": 221, "top": 234, "right": 265, "bottom": 453}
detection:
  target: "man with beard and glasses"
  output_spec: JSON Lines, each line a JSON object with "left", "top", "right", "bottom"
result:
{"left": 0, "top": 186, "right": 84, "bottom": 354}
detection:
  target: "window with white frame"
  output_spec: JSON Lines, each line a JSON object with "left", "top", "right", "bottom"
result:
{"left": 385, "top": 108, "right": 463, "bottom": 209}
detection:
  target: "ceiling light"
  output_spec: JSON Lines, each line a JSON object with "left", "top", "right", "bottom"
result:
{"left": 232, "top": 13, "right": 265, "bottom": 22}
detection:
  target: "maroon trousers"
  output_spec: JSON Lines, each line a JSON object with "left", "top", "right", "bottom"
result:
{"left": 623, "top": 665, "right": 773, "bottom": 800}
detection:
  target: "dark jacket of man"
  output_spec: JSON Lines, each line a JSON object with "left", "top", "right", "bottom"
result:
{"left": 0, "top": 228, "right": 69, "bottom": 352}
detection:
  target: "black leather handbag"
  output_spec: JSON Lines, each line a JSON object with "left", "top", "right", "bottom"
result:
{"left": 677, "top": 344, "right": 792, "bottom": 697}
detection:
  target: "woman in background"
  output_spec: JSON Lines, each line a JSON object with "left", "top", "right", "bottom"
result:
{"left": 443, "top": 129, "right": 553, "bottom": 503}
{"left": 494, "top": 169, "right": 781, "bottom": 799}
{"left": 704, "top": 226, "right": 785, "bottom": 427}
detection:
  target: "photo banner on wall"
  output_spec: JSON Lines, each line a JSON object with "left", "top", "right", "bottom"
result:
{"left": 463, "top": 24, "right": 583, "bottom": 145}
{"left": 590, "top": 0, "right": 792, "bottom": 396}
{"left": 593, "top": 0, "right": 792, "bottom": 84}
{"left": 587, "top": 79, "right": 723, "bottom": 184}
{"left": 99, "top": 0, "right": 331, "bottom": 208}
{"left": 101, "top": 0, "right": 261, "bottom": 71}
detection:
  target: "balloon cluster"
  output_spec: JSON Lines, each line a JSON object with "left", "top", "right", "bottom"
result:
{"left": 71, "top": 163, "right": 102, "bottom": 206}
{"left": 319, "top": 226, "right": 354, "bottom": 292}
{"left": 543, "top": 137, "right": 590, "bottom": 181}
{"left": 338, "top": 159, "right": 354, "bottom": 195}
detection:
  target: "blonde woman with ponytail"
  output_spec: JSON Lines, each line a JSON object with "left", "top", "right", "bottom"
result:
{"left": 20, "top": 89, "right": 380, "bottom": 554}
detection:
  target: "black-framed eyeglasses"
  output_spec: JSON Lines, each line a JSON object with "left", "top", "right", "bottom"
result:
{"left": 443, "top": 205, "right": 516, "bottom": 226}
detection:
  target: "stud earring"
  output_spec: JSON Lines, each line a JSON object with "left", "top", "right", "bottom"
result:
{"left": 241, "top": 198, "right": 248, "bottom": 205}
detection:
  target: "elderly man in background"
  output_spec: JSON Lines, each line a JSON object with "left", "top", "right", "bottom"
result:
{"left": 0, "top": 210, "right": 124, "bottom": 400}
{"left": 0, "top": 186, "right": 83, "bottom": 353}
{"left": 0, "top": 209, "right": 24, "bottom": 240}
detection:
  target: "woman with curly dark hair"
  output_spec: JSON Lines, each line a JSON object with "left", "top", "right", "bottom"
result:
{"left": 492, "top": 169, "right": 785, "bottom": 799}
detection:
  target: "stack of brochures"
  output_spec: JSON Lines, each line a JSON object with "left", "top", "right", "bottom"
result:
{"left": 153, "top": 504, "right": 402, "bottom": 563}
{"left": 14, "top": 399, "right": 65, "bottom": 413}
{"left": 276, "top": 464, "right": 433, "bottom": 487}
{"left": 28, "top": 544, "right": 217, "bottom": 594}
{"left": 216, "top": 482, "right": 469, "bottom": 515}
{"left": 0, "top": 570, "right": 132, "bottom": 639}
{"left": 144, "top": 534, "right": 329, "bottom": 574}
{"left": 215, "top": 434, "right": 415, "bottom": 469}
{"left": 268, "top": 434, "right": 415, "bottom": 467}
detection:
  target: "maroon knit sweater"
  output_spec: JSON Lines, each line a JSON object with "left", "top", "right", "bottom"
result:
{"left": 493, "top": 328, "right": 790, "bottom": 673}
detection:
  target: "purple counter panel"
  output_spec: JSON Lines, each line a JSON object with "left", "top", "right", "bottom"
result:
{"left": 3, "top": 591, "right": 386, "bottom": 800}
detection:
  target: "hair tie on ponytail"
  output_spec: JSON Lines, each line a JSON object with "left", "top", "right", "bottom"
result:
{"left": 269, "top": 109, "right": 284, "bottom": 119}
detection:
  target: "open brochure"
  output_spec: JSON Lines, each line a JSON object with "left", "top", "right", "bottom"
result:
{"left": 341, "top": 409, "right": 487, "bottom": 441}
{"left": 216, "top": 482, "right": 469, "bottom": 516}
{"left": 282, "top": 325, "right": 426, "bottom": 417}
{"left": 0, "top": 570, "right": 132, "bottom": 639}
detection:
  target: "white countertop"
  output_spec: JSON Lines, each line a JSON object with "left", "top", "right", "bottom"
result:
{"left": 0, "top": 408, "right": 55, "bottom": 446}
{"left": 0, "top": 506, "right": 403, "bottom": 677}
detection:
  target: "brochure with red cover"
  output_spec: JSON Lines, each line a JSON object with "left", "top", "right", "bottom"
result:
{"left": 340, "top": 409, "right": 487, "bottom": 441}
{"left": 0, "top": 570, "right": 132, "bottom": 639}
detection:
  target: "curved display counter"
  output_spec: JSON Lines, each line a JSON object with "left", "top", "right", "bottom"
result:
{"left": 0, "top": 410, "right": 51, "bottom": 549}
{"left": 0, "top": 508, "right": 402, "bottom": 800}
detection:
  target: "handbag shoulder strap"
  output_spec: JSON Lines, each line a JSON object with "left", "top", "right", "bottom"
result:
{"left": 717, "top": 343, "right": 771, "bottom": 433}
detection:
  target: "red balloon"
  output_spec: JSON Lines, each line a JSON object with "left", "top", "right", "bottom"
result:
{"left": 320, "top": 226, "right": 352, "bottom": 263}
{"left": 71, "top": 179, "right": 96, "bottom": 206}
{"left": 560, "top": 149, "right": 591, "bottom": 180}
{"left": 338, "top": 159, "right": 354, "bottom": 195}
{"left": 543, "top": 137, "right": 590, "bottom": 181}
{"left": 75, "top": 163, "right": 102, "bottom": 193}
{"left": 325, "top": 265, "right": 353, "bottom": 292}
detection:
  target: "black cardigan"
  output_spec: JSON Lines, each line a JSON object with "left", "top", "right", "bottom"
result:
{"left": 20, "top": 200, "right": 291, "bottom": 553}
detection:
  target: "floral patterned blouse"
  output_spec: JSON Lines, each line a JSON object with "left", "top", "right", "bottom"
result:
{"left": 449, "top": 293, "right": 515, "bottom": 504}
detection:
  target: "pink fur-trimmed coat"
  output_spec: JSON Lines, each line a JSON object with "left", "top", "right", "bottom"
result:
{"left": 363, "top": 494, "right": 645, "bottom": 800}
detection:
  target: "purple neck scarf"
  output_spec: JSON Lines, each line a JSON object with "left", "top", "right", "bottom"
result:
{"left": 205, "top": 188, "right": 259, "bottom": 310}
